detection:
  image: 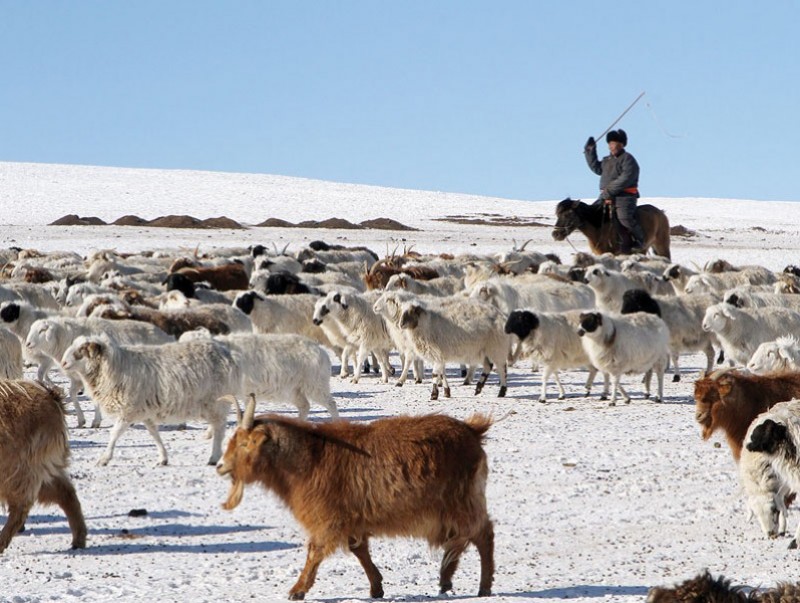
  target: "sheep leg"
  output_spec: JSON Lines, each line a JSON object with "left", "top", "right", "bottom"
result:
{"left": 462, "top": 364, "right": 473, "bottom": 385}
{"left": 0, "top": 501, "right": 31, "bottom": 553}
{"left": 293, "top": 393, "right": 311, "bottom": 421}
{"left": 474, "top": 359, "right": 492, "bottom": 395}
{"left": 439, "top": 538, "right": 469, "bottom": 594}
{"left": 554, "top": 371, "right": 565, "bottom": 400}
{"left": 68, "top": 374, "right": 87, "bottom": 428}
{"left": 319, "top": 395, "right": 339, "bottom": 420}
{"left": 538, "top": 367, "right": 551, "bottom": 402}
{"left": 670, "top": 352, "right": 681, "bottom": 382}
{"left": 143, "top": 419, "right": 169, "bottom": 466}
{"left": 90, "top": 403, "right": 103, "bottom": 429}
{"left": 584, "top": 367, "right": 598, "bottom": 395}
{"left": 395, "top": 352, "right": 411, "bottom": 386}
{"left": 98, "top": 418, "right": 132, "bottom": 466}
{"left": 496, "top": 359, "right": 507, "bottom": 398}
{"left": 370, "top": 352, "right": 379, "bottom": 374}
{"left": 348, "top": 537, "right": 384, "bottom": 598}
{"left": 643, "top": 370, "right": 653, "bottom": 399}
{"left": 441, "top": 365, "right": 452, "bottom": 398}
{"left": 351, "top": 346, "right": 368, "bottom": 384}
{"left": 472, "top": 519, "right": 495, "bottom": 597}
{"left": 413, "top": 358, "right": 424, "bottom": 383}
{"left": 36, "top": 356, "right": 54, "bottom": 386}
{"left": 289, "top": 540, "right": 330, "bottom": 600}
{"left": 654, "top": 361, "right": 666, "bottom": 402}
{"left": 338, "top": 345, "right": 353, "bottom": 378}
{"left": 37, "top": 470, "right": 87, "bottom": 550}
{"left": 608, "top": 375, "right": 621, "bottom": 406}
{"left": 703, "top": 342, "right": 715, "bottom": 374}
{"left": 377, "top": 350, "right": 391, "bottom": 383}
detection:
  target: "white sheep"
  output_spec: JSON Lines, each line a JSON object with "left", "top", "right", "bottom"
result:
{"left": 0, "top": 300, "right": 58, "bottom": 380}
{"left": 384, "top": 273, "right": 464, "bottom": 297}
{"left": 0, "top": 282, "right": 59, "bottom": 311}
{"left": 233, "top": 291, "right": 337, "bottom": 350}
{"left": 744, "top": 399, "right": 800, "bottom": 547}
{"left": 619, "top": 289, "right": 718, "bottom": 381}
{"left": 0, "top": 328, "right": 22, "bottom": 380}
{"left": 738, "top": 441, "right": 789, "bottom": 539}
{"left": 312, "top": 290, "right": 393, "bottom": 384}
{"left": 582, "top": 267, "right": 642, "bottom": 312}
{"left": 25, "top": 316, "right": 173, "bottom": 428}
{"left": 577, "top": 311, "right": 670, "bottom": 406}
{"left": 60, "top": 335, "right": 241, "bottom": 466}
{"left": 504, "top": 309, "right": 608, "bottom": 402}
{"left": 747, "top": 336, "right": 800, "bottom": 375}
{"left": 398, "top": 297, "right": 510, "bottom": 400}
{"left": 724, "top": 287, "right": 800, "bottom": 311}
{"left": 372, "top": 290, "right": 428, "bottom": 386}
{"left": 684, "top": 267, "right": 777, "bottom": 295}
{"left": 661, "top": 263, "right": 698, "bottom": 295}
{"left": 469, "top": 277, "right": 595, "bottom": 317}
{"left": 179, "top": 331, "right": 338, "bottom": 420}
{"left": 702, "top": 303, "right": 800, "bottom": 366}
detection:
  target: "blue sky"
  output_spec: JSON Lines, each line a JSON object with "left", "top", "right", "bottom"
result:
{"left": 2, "top": 1, "right": 799, "bottom": 202}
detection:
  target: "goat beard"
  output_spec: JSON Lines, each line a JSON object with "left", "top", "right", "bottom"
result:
{"left": 222, "top": 480, "right": 245, "bottom": 511}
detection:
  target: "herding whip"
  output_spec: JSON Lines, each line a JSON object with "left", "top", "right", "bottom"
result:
{"left": 596, "top": 91, "right": 646, "bottom": 140}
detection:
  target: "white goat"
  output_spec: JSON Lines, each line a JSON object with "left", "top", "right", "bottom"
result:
{"left": 25, "top": 316, "right": 173, "bottom": 428}
{"left": 747, "top": 336, "right": 800, "bottom": 375}
{"left": 372, "top": 290, "right": 428, "bottom": 386}
{"left": 60, "top": 335, "right": 241, "bottom": 466}
{"left": 724, "top": 288, "right": 800, "bottom": 311}
{"left": 702, "top": 303, "right": 800, "bottom": 366}
{"left": 504, "top": 309, "right": 608, "bottom": 402}
{"left": 312, "top": 291, "right": 393, "bottom": 383}
{"left": 179, "top": 331, "right": 338, "bottom": 420}
{"left": 398, "top": 297, "right": 510, "bottom": 400}
{"left": 0, "top": 283, "right": 59, "bottom": 311}
{"left": 577, "top": 311, "right": 670, "bottom": 406}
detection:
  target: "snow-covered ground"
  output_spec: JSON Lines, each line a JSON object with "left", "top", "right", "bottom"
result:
{"left": 1, "top": 161, "right": 799, "bottom": 602}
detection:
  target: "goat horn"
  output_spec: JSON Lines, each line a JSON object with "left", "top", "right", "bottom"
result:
{"left": 193, "top": 244, "right": 200, "bottom": 259}
{"left": 242, "top": 393, "right": 257, "bottom": 430}
{"left": 709, "top": 367, "right": 735, "bottom": 380}
{"left": 281, "top": 243, "right": 290, "bottom": 255}
{"left": 518, "top": 239, "right": 533, "bottom": 251}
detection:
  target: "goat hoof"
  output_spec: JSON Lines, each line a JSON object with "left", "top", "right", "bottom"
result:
{"left": 498, "top": 385, "right": 507, "bottom": 397}
{"left": 478, "top": 587, "right": 492, "bottom": 597}
{"left": 608, "top": 401, "right": 616, "bottom": 407}
{"left": 440, "top": 581, "right": 453, "bottom": 594}
{"left": 444, "top": 387, "right": 451, "bottom": 398}
{"left": 538, "top": 397, "right": 547, "bottom": 404}
{"left": 599, "top": 394, "right": 608, "bottom": 401}
{"left": 672, "top": 374, "right": 681, "bottom": 383}
{"left": 790, "top": 539, "right": 798, "bottom": 550}
{"left": 430, "top": 391, "right": 439, "bottom": 401}
{"left": 370, "top": 586, "right": 384, "bottom": 598}
{"left": 289, "top": 591, "right": 306, "bottom": 600}
{"left": 625, "top": 399, "right": 631, "bottom": 405}
{"left": 394, "top": 381, "right": 403, "bottom": 388}
{"left": 558, "top": 394, "right": 565, "bottom": 400}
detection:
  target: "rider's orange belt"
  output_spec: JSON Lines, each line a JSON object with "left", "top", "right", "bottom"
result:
{"left": 623, "top": 187, "right": 639, "bottom": 194}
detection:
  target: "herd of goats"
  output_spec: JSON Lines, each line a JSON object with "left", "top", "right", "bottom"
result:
{"left": 4, "top": 239, "right": 800, "bottom": 599}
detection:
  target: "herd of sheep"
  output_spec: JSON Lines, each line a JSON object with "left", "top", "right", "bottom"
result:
{"left": 4, "top": 240, "right": 800, "bottom": 597}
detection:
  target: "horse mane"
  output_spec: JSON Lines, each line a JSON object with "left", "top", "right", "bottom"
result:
{"left": 557, "top": 198, "right": 604, "bottom": 229}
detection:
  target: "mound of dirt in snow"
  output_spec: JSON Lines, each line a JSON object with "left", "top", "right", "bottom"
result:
{"left": 255, "top": 217, "right": 296, "bottom": 227}
{"left": 49, "top": 214, "right": 107, "bottom": 226}
{"left": 670, "top": 224, "right": 697, "bottom": 237}
{"left": 112, "top": 215, "right": 149, "bottom": 226}
{"left": 359, "top": 218, "right": 418, "bottom": 231}
{"left": 296, "top": 218, "right": 364, "bottom": 229}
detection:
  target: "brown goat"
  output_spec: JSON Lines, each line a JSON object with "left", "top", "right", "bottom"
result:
{"left": 217, "top": 397, "right": 494, "bottom": 600}
{"left": 171, "top": 263, "right": 249, "bottom": 291}
{"left": 363, "top": 257, "right": 440, "bottom": 290}
{"left": 0, "top": 380, "right": 87, "bottom": 553}
{"left": 97, "top": 305, "right": 231, "bottom": 339}
{"left": 694, "top": 370, "right": 800, "bottom": 461}
{"left": 647, "top": 570, "right": 800, "bottom": 603}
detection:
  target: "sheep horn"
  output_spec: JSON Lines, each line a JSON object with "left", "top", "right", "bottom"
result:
{"left": 242, "top": 393, "right": 257, "bottom": 430}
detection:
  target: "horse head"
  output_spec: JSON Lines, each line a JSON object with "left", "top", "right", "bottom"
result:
{"left": 552, "top": 198, "right": 583, "bottom": 241}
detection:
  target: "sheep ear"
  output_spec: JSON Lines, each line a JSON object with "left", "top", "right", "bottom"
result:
{"left": 339, "top": 294, "right": 349, "bottom": 309}
{"left": 86, "top": 341, "right": 103, "bottom": 358}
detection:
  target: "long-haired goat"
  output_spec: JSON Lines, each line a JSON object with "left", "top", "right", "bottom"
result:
{"left": 647, "top": 569, "right": 800, "bottom": 603}
{"left": 693, "top": 370, "right": 800, "bottom": 461}
{"left": 217, "top": 397, "right": 494, "bottom": 599}
{"left": 0, "top": 380, "right": 87, "bottom": 553}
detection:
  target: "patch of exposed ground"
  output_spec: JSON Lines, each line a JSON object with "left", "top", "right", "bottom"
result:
{"left": 433, "top": 214, "right": 549, "bottom": 227}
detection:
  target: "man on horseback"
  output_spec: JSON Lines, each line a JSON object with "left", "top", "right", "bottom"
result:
{"left": 584, "top": 129, "right": 645, "bottom": 254}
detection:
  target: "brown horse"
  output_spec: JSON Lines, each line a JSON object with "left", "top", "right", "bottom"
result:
{"left": 552, "top": 198, "right": 671, "bottom": 259}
